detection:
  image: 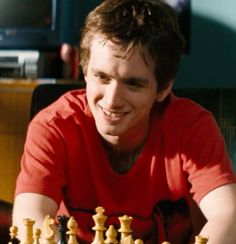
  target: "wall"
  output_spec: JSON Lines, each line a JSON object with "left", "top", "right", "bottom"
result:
{"left": 62, "top": 0, "right": 101, "bottom": 45}
{"left": 175, "top": 0, "right": 236, "bottom": 88}
{"left": 74, "top": 0, "right": 236, "bottom": 88}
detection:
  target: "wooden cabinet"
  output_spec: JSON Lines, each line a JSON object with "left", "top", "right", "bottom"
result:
{"left": 0, "top": 79, "right": 80, "bottom": 203}
{"left": 0, "top": 80, "right": 36, "bottom": 202}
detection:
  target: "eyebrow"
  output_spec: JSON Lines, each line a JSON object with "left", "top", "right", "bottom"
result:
{"left": 91, "top": 68, "right": 105, "bottom": 75}
{"left": 91, "top": 68, "right": 149, "bottom": 84}
{"left": 124, "top": 77, "right": 149, "bottom": 84}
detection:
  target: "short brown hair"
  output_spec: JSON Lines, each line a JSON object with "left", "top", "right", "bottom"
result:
{"left": 79, "top": 0, "right": 185, "bottom": 91}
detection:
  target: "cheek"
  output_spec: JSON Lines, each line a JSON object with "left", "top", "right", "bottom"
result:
{"left": 131, "top": 92, "right": 157, "bottom": 108}
{"left": 86, "top": 78, "right": 97, "bottom": 93}
{"left": 86, "top": 82, "right": 104, "bottom": 103}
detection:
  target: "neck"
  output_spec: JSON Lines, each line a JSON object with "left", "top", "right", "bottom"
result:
{"left": 100, "top": 114, "right": 151, "bottom": 153}
{"left": 101, "top": 137, "right": 145, "bottom": 174}
{"left": 101, "top": 120, "right": 150, "bottom": 153}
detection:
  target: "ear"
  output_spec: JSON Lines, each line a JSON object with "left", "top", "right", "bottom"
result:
{"left": 156, "top": 79, "right": 174, "bottom": 102}
{"left": 84, "top": 75, "right": 88, "bottom": 83}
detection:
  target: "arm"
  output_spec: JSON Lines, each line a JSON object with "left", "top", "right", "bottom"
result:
{"left": 12, "top": 193, "right": 59, "bottom": 240}
{"left": 199, "top": 183, "right": 236, "bottom": 243}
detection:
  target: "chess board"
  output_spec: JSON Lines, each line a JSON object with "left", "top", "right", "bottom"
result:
{"left": 8, "top": 206, "right": 208, "bottom": 244}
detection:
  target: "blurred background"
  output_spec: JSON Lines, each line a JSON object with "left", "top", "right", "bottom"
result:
{"left": 0, "top": 0, "right": 236, "bottom": 204}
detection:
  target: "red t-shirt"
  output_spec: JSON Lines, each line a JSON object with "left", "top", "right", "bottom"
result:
{"left": 15, "top": 89, "right": 236, "bottom": 243}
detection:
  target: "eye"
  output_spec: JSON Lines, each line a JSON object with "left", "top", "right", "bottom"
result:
{"left": 125, "top": 79, "right": 144, "bottom": 88}
{"left": 94, "top": 72, "right": 109, "bottom": 83}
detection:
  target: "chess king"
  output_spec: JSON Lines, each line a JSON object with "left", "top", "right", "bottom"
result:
{"left": 12, "top": 0, "right": 236, "bottom": 243}
{"left": 9, "top": 207, "right": 209, "bottom": 244}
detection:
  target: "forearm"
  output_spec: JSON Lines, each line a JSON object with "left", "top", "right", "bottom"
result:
{"left": 12, "top": 193, "right": 59, "bottom": 240}
{"left": 199, "top": 216, "right": 236, "bottom": 244}
{"left": 198, "top": 184, "right": 236, "bottom": 244}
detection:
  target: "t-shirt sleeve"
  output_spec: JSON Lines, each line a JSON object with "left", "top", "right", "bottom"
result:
{"left": 181, "top": 109, "right": 236, "bottom": 203}
{"left": 15, "top": 118, "right": 67, "bottom": 205}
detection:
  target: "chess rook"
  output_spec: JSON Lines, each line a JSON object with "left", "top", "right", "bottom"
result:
{"left": 23, "top": 218, "right": 35, "bottom": 244}
{"left": 9, "top": 206, "right": 209, "bottom": 243}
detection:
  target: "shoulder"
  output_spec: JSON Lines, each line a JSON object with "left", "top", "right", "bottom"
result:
{"left": 168, "top": 93, "right": 210, "bottom": 117}
{"left": 161, "top": 93, "right": 215, "bottom": 130}
{"left": 154, "top": 93, "right": 222, "bottom": 157}
{"left": 31, "top": 88, "right": 92, "bottom": 124}
{"left": 28, "top": 88, "right": 94, "bottom": 139}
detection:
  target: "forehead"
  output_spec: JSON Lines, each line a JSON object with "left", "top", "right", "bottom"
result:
{"left": 89, "top": 35, "right": 154, "bottom": 69}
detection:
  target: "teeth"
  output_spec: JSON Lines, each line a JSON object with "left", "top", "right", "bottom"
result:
{"left": 102, "top": 108, "right": 123, "bottom": 118}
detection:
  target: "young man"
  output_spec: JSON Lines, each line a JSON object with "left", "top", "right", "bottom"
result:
{"left": 13, "top": 0, "right": 236, "bottom": 243}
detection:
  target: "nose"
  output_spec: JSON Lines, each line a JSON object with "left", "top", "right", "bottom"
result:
{"left": 103, "top": 81, "right": 125, "bottom": 109}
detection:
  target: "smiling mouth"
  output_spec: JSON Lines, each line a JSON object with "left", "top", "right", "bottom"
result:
{"left": 102, "top": 107, "right": 128, "bottom": 119}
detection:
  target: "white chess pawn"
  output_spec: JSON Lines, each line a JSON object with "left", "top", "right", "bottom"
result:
{"left": 33, "top": 228, "right": 41, "bottom": 244}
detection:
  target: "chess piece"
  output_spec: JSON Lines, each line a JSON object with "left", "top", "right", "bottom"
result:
{"left": 104, "top": 225, "right": 118, "bottom": 243}
{"left": 67, "top": 216, "right": 79, "bottom": 244}
{"left": 33, "top": 228, "right": 41, "bottom": 244}
{"left": 134, "top": 239, "right": 144, "bottom": 244}
{"left": 57, "top": 215, "right": 69, "bottom": 244}
{"left": 118, "top": 215, "right": 133, "bottom": 241}
{"left": 194, "top": 235, "right": 209, "bottom": 244}
{"left": 92, "top": 206, "right": 107, "bottom": 244}
{"left": 121, "top": 235, "right": 134, "bottom": 244}
{"left": 42, "top": 215, "right": 56, "bottom": 244}
{"left": 23, "top": 218, "right": 35, "bottom": 244}
{"left": 9, "top": 225, "right": 20, "bottom": 244}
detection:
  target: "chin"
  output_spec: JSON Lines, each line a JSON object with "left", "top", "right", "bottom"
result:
{"left": 98, "top": 125, "right": 124, "bottom": 137}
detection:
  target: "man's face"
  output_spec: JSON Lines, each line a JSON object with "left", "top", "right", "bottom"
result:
{"left": 84, "top": 37, "right": 160, "bottom": 144}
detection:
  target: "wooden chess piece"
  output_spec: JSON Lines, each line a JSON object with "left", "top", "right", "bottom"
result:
{"left": 92, "top": 206, "right": 107, "bottom": 244}
{"left": 104, "top": 225, "right": 118, "bottom": 243}
{"left": 42, "top": 215, "right": 56, "bottom": 244}
{"left": 9, "top": 225, "right": 20, "bottom": 244}
{"left": 23, "top": 218, "right": 35, "bottom": 244}
{"left": 67, "top": 216, "right": 79, "bottom": 244}
{"left": 121, "top": 235, "right": 134, "bottom": 244}
{"left": 134, "top": 239, "right": 144, "bottom": 244}
{"left": 57, "top": 215, "right": 69, "bottom": 244}
{"left": 33, "top": 228, "right": 41, "bottom": 244}
{"left": 194, "top": 235, "right": 209, "bottom": 244}
{"left": 118, "top": 215, "right": 133, "bottom": 241}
